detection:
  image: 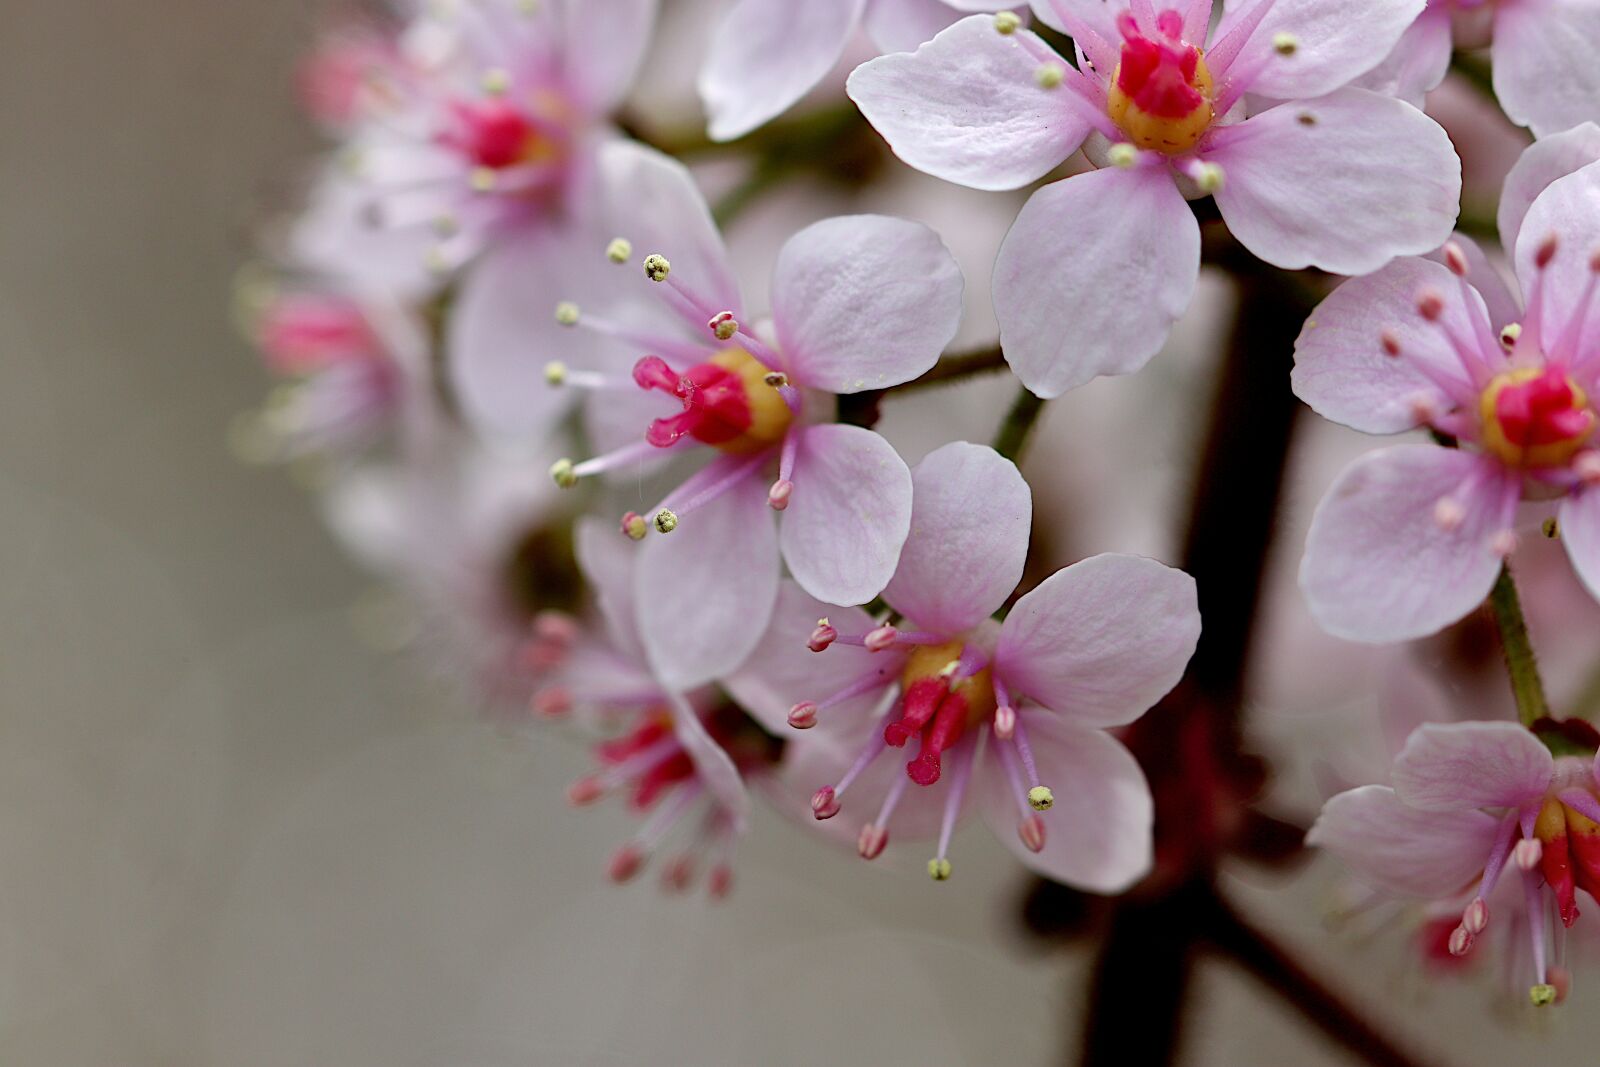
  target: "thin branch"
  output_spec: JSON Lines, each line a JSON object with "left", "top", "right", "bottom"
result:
{"left": 1488, "top": 564, "right": 1551, "bottom": 728}
{"left": 992, "top": 386, "right": 1047, "bottom": 463}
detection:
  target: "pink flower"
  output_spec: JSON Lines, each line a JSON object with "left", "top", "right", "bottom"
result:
{"left": 846, "top": 3, "right": 1461, "bottom": 396}
{"left": 698, "top": 0, "right": 1009, "bottom": 142}
{"left": 547, "top": 518, "right": 758, "bottom": 897}
{"left": 243, "top": 286, "right": 425, "bottom": 459}
{"left": 725, "top": 442, "right": 1200, "bottom": 888}
{"left": 493, "top": 142, "right": 965, "bottom": 691}
{"left": 1309, "top": 721, "right": 1600, "bottom": 1003}
{"left": 1361, "top": 0, "right": 1600, "bottom": 135}
{"left": 1295, "top": 129, "right": 1600, "bottom": 642}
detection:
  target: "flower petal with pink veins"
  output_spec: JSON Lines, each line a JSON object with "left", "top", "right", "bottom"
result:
{"left": 1212, "top": 0, "right": 1424, "bottom": 101}
{"left": 1307, "top": 785, "right": 1503, "bottom": 898}
{"left": 883, "top": 442, "right": 1031, "bottom": 633}
{"left": 697, "top": 0, "right": 867, "bottom": 143}
{"left": 1300, "top": 445, "right": 1514, "bottom": 643}
{"left": 636, "top": 467, "right": 779, "bottom": 690}
{"left": 1558, "top": 487, "right": 1600, "bottom": 605}
{"left": 668, "top": 692, "right": 751, "bottom": 825}
{"left": 771, "top": 215, "right": 961, "bottom": 392}
{"left": 862, "top": 0, "right": 995, "bottom": 54}
{"left": 1292, "top": 257, "right": 1486, "bottom": 434}
{"left": 723, "top": 582, "right": 897, "bottom": 734}
{"left": 781, "top": 425, "right": 914, "bottom": 606}
{"left": 1207, "top": 90, "right": 1460, "bottom": 276}
{"left": 1430, "top": 234, "right": 1520, "bottom": 335}
{"left": 978, "top": 712, "right": 1154, "bottom": 893}
{"left": 1391, "top": 722, "right": 1554, "bottom": 813}
{"left": 1492, "top": 0, "right": 1600, "bottom": 139}
{"left": 575, "top": 517, "right": 646, "bottom": 662}
{"left": 994, "top": 165, "right": 1200, "bottom": 397}
{"left": 996, "top": 554, "right": 1200, "bottom": 728}
{"left": 1512, "top": 158, "right": 1600, "bottom": 346}
{"left": 1497, "top": 123, "right": 1600, "bottom": 261}
{"left": 847, "top": 16, "right": 1086, "bottom": 192}
{"left": 450, "top": 221, "right": 606, "bottom": 441}
{"left": 599, "top": 141, "right": 742, "bottom": 319}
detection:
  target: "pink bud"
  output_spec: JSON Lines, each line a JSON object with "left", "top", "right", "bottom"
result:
{"left": 661, "top": 855, "right": 694, "bottom": 893}
{"left": 994, "top": 705, "right": 1017, "bottom": 740}
{"left": 807, "top": 620, "right": 838, "bottom": 652}
{"left": 533, "top": 687, "right": 572, "bottom": 718}
{"left": 708, "top": 864, "right": 734, "bottom": 900}
{"left": 1380, "top": 330, "right": 1403, "bottom": 358}
{"left": 1447, "top": 924, "right": 1473, "bottom": 957}
{"left": 608, "top": 844, "right": 645, "bottom": 883}
{"left": 865, "top": 624, "right": 898, "bottom": 652}
{"left": 566, "top": 776, "right": 605, "bottom": 806}
{"left": 1514, "top": 837, "right": 1543, "bottom": 871}
{"left": 857, "top": 823, "right": 888, "bottom": 860}
{"left": 1549, "top": 965, "right": 1572, "bottom": 1003}
{"left": 811, "top": 786, "right": 840, "bottom": 820}
{"left": 1536, "top": 233, "right": 1559, "bottom": 268}
{"left": 1417, "top": 289, "right": 1445, "bottom": 322}
{"left": 1443, "top": 241, "right": 1469, "bottom": 277}
{"left": 1574, "top": 451, "right": 1600, "bottom": 484}
{"left": 768, "top": 478, "right": 794, "bottom": 511}
{"left": 1463, "top": 898, "right": 1489, "bottom": 935}
{"left": 1019, "top": 814, "right": 1047, "bottom": 853}
{"left": 788, "top": 701, "right": 819, "bottom": 730}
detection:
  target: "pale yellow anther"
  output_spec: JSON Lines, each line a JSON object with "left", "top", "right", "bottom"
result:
{"left": 1107, "top": 142, "right": 1139, "bottom": 169}
{"left": 1544, "top": 517, "right": 1562, "bottom": 540}
{"left": 481, "top": 68, "right": 510, "bottom": 95}
{"left": 554, "top": 301, "right": 580, "bottom": 326}
{"left": 1028, "top": 785, "right": 1055, "bottom": 812}
{"left": 654, "top": 508, "right": 679, "bottom": 534}
{"left": 623, "top": 513, "right": 649, "bottom": 541}
{"left": 1530, "top": 983, "right": 1558, "bottom": 1007}
{"left": 1272, "top": 32, "right": 1299, "bottom": 56}
{"left": 938, "top": 659, "right": 962, "bottom": 678}
{"left": 607, "top": 237, "right": 633, "bottom": 264}
{"left": 714, "top": 317, "right": 739, "bottom": 341}
{"left": 433, "top": 213, "right": 460, "bottom": 237}
{"left": 550, "top": 458, "right": 578, "bottom": 489}
{"left": 1035, "top": 64, "right": 1065, "bottom": 90}
{"left": 1501, "top": 322, "right": 1523, "bottom": 350}
{"left": 993, "top": 11, "right": 1021, "bottom": 35}
{"left": 425, "top": 247, "right": 453, "bottom": 275}
{"left": 928, "top": 857, "right": 952, "bottom": 881}
{"left": 470, "top": 166, "right": 497, "bottom": 192}
{"left": 643, "top": 254, "right": 671, "bottom": 282}
{"left": 544, "top": 361, "right": 568, "bottom": 385}
{"left": 1192, "top": 162, "right": 1225, "bottom": 193}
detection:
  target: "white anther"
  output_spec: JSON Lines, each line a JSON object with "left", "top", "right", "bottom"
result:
{"left": 1513, "top": 837, "right": 1543, "bottom": 871}
{"left": 550, "top": 458, "right": 577, "bottom": 489}
{"left": 1191, "top": 162, "right": 1225, "bottom": 193}
{"left": 1107, "top": 142, "right": 1139, "bottom": 169}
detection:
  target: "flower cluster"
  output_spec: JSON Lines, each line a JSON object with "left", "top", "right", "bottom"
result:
{"left": 235, "top": 0, "right": 1600, "bottom": 1020}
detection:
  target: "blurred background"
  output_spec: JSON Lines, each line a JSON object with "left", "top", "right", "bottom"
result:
{"left": 0, "top": 1, "right": 1594, "bottom": 1063}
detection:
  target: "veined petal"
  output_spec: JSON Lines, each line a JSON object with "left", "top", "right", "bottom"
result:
{"left": 996, "top": 554, "right": 1199, "bottom": 728}
{"left": 994, "top": 166, "right": 1200, "bottom": 397}
{"left": 1300, "top": 446, "right": 1512, "bottom": 643}
{"left": 575, "top": 516, "right": 645, "bottom": 662}
{"left": 1559, "top": 487, "right": 1600, "bottom": 605}
{"left": 1212, "top": 0, "right": 1424, "bottom": 101}
{"left": 1307, "top": 785, "right": 1502, "bottom": 898}
{"left": 668, "top": 692, "right": 751, "bottom": 824}
{"left": 883, "top": 442, "right": 1031, "bottom": 633}
{"left": 1512, "top": 158, "right": 1600, "bottom": 344}
{"left": 1207, "top": 90, "right": 1460, "bottom": 276}
{"left": 771, "top": 215, "right": 962, "bottom": 392}
{"left": 1391, "top": 722, "right": 1554, "bottom": 813}
{"left": 1497, "top": 123, "right": 1600, "bottom": 261}
{"left": 847, "top": 15, "right": 1086, "bottom": 191}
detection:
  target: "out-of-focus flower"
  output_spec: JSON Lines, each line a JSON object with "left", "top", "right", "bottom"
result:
{"left": 847, "top": 3, "right": 1460, "bottom": 396}
{"left": 697, "top": 0, "right": 1008, "bottom": 142}
{"left": 237, "top": 283, "right": 426, "bottom": 461}
{"left": 1310, "top": 721, "right": 1600, "bottom": 1004}
{"left": 725, "top": 442, "right": 1199, "bottom": 888}
{"left": 501, "top": 142, "right": 964, "bottom": 690}
{"left": 1364, "top": 0, "right": 1600, "bottom": 135}
{"left": 1295, "top": 129, "right": 1600, "bottom": 642}
{"left": 547, "top": 519, "right": 762, "bottom": 896}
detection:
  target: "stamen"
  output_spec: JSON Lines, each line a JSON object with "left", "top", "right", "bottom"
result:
{"left": 814, "top": 689, "right": 900, "bottom": 819}
{"left": 930, "top": 737, "right": 977, "bottom": 881}
{"left": 621, "top": 511, "right": 649, "bottom": 540}
{"left": 787, "top": 702, "right": 818, "bottom": 729}
{"left": 767, "top": 478, "right": 794, "bottom": 511}
{"left": 650, "top": 453, "right": 770, "bottom": 530}
{"left": 1443, "top": 241, "right": 1470, "bottom": 277}
{"left": 708, "top": 311, "right": 739, "bottom": 341}
{"left": 1448, "top": 924, "right": 1473, "bottom": 957}
{"left": 606, "top": 237, "right": 632, "bottom": 264}
{"left": 993, "top": 11, "right": 1021, "bottom": 34}
{"left": 1522, "top": 235, "right": 1560, "bottom": 352}
{"left": 1523, "top": 866, "right": 1552, "bottom": 1001}
{"left": 808, "top": 618, "right": 837, "bottom": 652}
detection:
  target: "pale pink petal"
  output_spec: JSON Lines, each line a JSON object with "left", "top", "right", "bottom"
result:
{"left": 1511, "top": 158, "right": 1600, "bottom": 342}
{"left": 1497, "top": 123, "right": 1600, "bottom": 259}
{"left": 722, "top": 582, "right": 899, "bottom": 733}
{"left": 1350, "top": 7, "right": 1453, "bottom": 107}
{"left": 861, "top": 0, "right": 976, "bottom": 54}
{"left": 978, "top": 713, "right": 1153, "bottom": 893}
{"left": 697, "top": 0, "right": 867, "bottom": 142}
{"left": 635, "top": 467, "right": 779, "bottom": 689}
{"left": 1307, "top": 785, "right": 1502, "bottom": 898}
{"left": 1028, "top": 0, "right": 1119, "bottom": 41}
{"left": 846, "top": 16, "right": 1086, "bottom": 191}
{"left": 669, "top": 692, "right": 751, "bottom": 824}
{"left": 599, "top": 141, "right": 741, "bottom": 317}
{"left": 558, "top": 0, "right": 657, "bottom": 113}
{"left": 1300, "top": 445, "right": 1514, "bottom": 643}
{"left": 1291, "top": 257, "right": 1485, "bottom": 434}
{"left": 1391, "top": 721, "right": 1554, "bottom": 812}
{"left": 1212, "top": 0, "right": 1424, "bottom": 100}
{"left": 771, "top": 215, "right": 962, "bottom": 392}
{"left": 289, "top": 165, "right": 440, "bottom": 299}
{"left": 1433, "top": 234, "right": 1521, "bottom": 334}
{"left": 781, "top": 425, "right": 914, "bottom": 606}
{"left": 995, "top": 554, "right": 1200, "bottom": 728}
{"left": 994, "top": 166, "right": 1200, "bottom": 397}
{"left": 574, "top": 516, "right": 644, "bottom": 661}
{"left": 882, "top": 442, "right": 1031, "bottom": 633}
{"left": 1493, "top": 0, "right": 1600, "bottom": 139}
{"left": 1207, "top": 90, "right": 1460, "bottom": 275}
{"left": 1558, "top": 487, "right": 1600, "bottom": 605}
